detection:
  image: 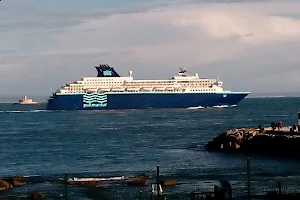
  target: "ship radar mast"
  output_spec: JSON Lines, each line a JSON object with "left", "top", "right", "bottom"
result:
{"left": 178, "top": 67, "right": 189, "bottom": 76}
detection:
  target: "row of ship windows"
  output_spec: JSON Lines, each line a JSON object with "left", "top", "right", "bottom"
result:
{"left": 69, "top": 86, "right": 215, "bottom": 90}
{"left": 83, "top": 79, "right": 115, "bottom": 81}
{"left": 64, "top": 89, "right": 216, "bottom": 93}
{"left": 68, "top": 87, "right": 215, "bottom": 92}
{"left": 70, "top": 83, "right": 212, "bottom": 88}
{"left": 65, "top": 91, "right": 217, "bottom": 94}
{"left": 191, "top": 89, "right": 216, "bottom": 91}
{"left": 83, "top": 82, "right": 123, "bottom": 84}
{"left": 80, "top": 80, "right": 214, "bottom": 83}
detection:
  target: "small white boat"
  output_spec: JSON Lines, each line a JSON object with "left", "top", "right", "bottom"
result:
{"left": 68, "top": 176, "right": 126, "bottom": 182}
{"left": 15, "top": 96, "right": 38, "bottom": 105}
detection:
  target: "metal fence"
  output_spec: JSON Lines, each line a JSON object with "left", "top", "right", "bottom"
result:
{"left": 1, "top": 158, "right": 300, "bottom": 199}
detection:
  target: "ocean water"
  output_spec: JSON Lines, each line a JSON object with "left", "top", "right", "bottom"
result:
{"left": 1, "top": 97, "right": 300, "bottom": 199}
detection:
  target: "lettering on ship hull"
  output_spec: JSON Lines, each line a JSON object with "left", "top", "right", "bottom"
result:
{"left": 83, "top": 93, "right": 107, "bottom": 108}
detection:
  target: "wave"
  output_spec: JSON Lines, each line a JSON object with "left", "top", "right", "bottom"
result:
{"left": 186, "top": 106, "right": 204, "bottom": 110}
{"left": 212, "top": 105, "right": 236, "bottom": 108}
{"left": 248, "top": 96, "right": 287, "bottom": 99}
{"left": 213, "top": 105, "right": 229, "bottom": 108}
{"left": 23, "top": 175, "right": 41, "bottom": 178}
{"left": 186, "top": 105, "right": 237, "bottom": 109}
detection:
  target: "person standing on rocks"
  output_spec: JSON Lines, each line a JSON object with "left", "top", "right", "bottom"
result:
{"left": 258, "top": 125, "right": 263, "bottom": 133}
{"left": 271, "top": 122, "right": 275, "bottom": 130}
{"left": 293, "top": 124, "right": 297, "bottom": 132}
{"left": 279, "top": 121, "right": 282, "bottom": 130}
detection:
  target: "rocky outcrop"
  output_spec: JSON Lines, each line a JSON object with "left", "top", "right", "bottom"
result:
{"left": 29, "top": 192, "right": 46, "bottom": 200}
{"left": 160, "top": 179, "right": 176, "bottom": 186}
{"left": 205, "top": 128, "right": 300, "bottom": 156}
{"left": 126, "top": 174, "right": 150, "bottom": 186}
{"left": 0, "top": 179, "right": 13, "bottom": 191}
{"left": 10, "top": 176, "right": 26, "bottom": 186}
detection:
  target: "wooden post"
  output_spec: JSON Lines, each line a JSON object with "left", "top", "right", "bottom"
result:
{"left": 247, "top": 158, "right": 251, "bottom": 200}
{"left": 277, "top": 181, "right": 282, "bottom": 196}
{"left": 156, "top": 166, "right": 160, "bottom": 196}
{"left": 64, "top": 173, "right": 68, "bottom": 200}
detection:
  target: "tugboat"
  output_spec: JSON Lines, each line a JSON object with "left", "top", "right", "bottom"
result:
{"left": 14, "top": 96, "right": 38, "bottom": 105}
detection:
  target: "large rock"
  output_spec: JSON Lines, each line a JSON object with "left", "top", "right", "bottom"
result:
{"left": 29, "top": 191, "right": 46, "bottom": 200}
{"left": 205, "top": 128, "right": 300, "bottom": 156}
{"left": 11, "top": 176, "right": 26, "bottom": 186}
{"left": 0, "top": 179, "right": 13, "bottom": 191}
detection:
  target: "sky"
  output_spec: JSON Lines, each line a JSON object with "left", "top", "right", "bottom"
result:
{"left": 0, "top": 0, "right": 300, "bottom": 96}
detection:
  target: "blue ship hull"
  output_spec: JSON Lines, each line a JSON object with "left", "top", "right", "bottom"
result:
{"left": 46, "top": 92, "right": 249, "bottom": 110}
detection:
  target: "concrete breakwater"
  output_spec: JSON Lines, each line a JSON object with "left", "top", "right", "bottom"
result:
{"left": 205, "top": 127, "right": 300, "bottom": 156}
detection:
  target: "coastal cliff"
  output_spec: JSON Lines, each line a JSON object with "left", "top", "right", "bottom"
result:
{"left": 205, "top": 127, "right": 300, "bottom": 156}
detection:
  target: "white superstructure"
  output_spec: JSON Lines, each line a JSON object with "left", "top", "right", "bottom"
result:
{"left": 18, "top": 96, "right": 38, "bottom": 105}
{"left": 56, "top": 66, "right": 225, "bottom": 95}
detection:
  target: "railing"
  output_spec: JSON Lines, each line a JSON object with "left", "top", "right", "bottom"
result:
{"left": 1, "top": 158, "right": 300, "bottom": 199}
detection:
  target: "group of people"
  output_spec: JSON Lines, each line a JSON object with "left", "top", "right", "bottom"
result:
{"left": 258, "top": 122, "right": 300, "bottom": 133}
{"left": 271, "top": 121, "right": 283, "bottom": 130}
{"left": 270, "top": 121, "right": 300, "bottom": 133}
{"left": 291, "top": 124, "right": 300, "bottom": 133}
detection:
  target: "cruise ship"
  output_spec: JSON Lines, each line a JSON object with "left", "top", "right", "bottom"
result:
{"left": 46, "top": 64, "right": 249, "bottom": 110}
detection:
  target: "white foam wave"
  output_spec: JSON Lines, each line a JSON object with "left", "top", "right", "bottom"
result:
{"left": 213, "top": 105, "right": 229, "bottom": 108}
{"left": 249, "top": 96, "right": 287, "bottom": 98}
{"left": 23, "top": 175, "right": 41, "bottom": 178}
{"left": 186, "top": 105, "right": 237, "bottom": 109}
{"left": 186, "top": 106, "right": 204, "bottom": 110}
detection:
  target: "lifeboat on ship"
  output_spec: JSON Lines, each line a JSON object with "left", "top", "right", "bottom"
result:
{"left": 165, "top": 87, "right": 174, "bottom": 91}
{"left": 126, "top": 87, "right": 140, "bottom": 92}
{"left": 141, "top": 87, "right": 153, "bottom": 91}
{"left": 111, "top": 87, "right": 125, "bottom": 92}
{"left": 85, "top": 88, "right": 98, "bottom": 93}
{"left": 97, "top": 87, "right": 111, "bottom": 92}
{"left": 172, "top": 84, "right": 182, "bottom": 88}
{"left": 153, "top": 87, "right": 165, "bottom": 91}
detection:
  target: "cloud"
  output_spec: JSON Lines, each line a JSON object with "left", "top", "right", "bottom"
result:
{"left": 1, "top": 0, "right": 300, "bottom": 95}
{"left": 52, "top": 1, "right": 300, "bottom": 59}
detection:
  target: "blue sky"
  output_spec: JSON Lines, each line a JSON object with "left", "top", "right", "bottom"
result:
{"left": 0, "top": 0, "right": 300, "bottom": 96}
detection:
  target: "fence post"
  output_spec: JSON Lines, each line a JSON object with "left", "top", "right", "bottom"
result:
{"left": 156, "top": 165, "right": 160, "bottom": 196}
{"left": 64, "top": 173, "right": 68, "bottom": 200}
{"left": 190, "top": 192, "right": 195, "bottom": 200}
{"left": 247, "top": 158, "right": 251, "bottom": 200}
{"left": 277, "top": 181, "right": 282, "bottom": 196}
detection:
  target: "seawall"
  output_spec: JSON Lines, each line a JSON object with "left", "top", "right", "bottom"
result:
{"left": 205, "top": 127, "right": 300, "bottom": 156}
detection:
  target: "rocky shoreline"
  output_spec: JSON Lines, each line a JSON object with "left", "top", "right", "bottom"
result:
{"left": 0, "top": 176, "right": 46, "bottom": 199}
{"left": 205, "top": 127, "right": 300, "bottom": 156}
